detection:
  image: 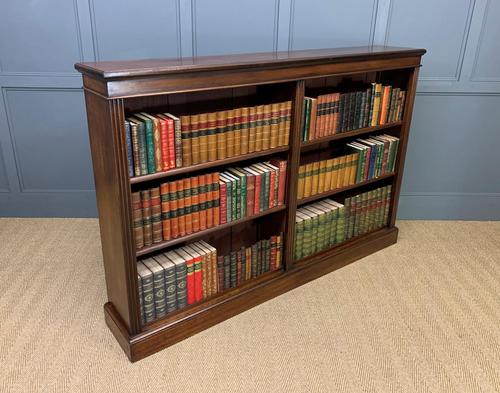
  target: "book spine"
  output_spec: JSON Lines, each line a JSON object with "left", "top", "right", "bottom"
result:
{"left": 139, "top": 264, "right": 155, "bottom": 322}
{"left": 216, "top": 111, "right": 227, "bottom": 160}
{"left": 270, "top": 103, "right": 280, "bottom": 148}
{"left": 150, "top": 187, "right": 162, "bottom": 243}
{"left": 169, "top": 181, "right": 179, "bottom": 238}
{"left": 183, "top": 178, "right": 193, "bottom": 235}
{"left": 217, "top": 256, "right": 224, "bottom": 292}
{"left": 132, "top": 192, "right": 144, "bottom": 248}
{"left": 190, "top": 114, "right": 200, "bottom": 164}
{"left": 277, "top": 102, "right": 286, "bottom": 146}
{"left": 160, "top": 184, "right": 170, "bottom": 240}
{"left": 141, "top": 189, "right": 153, "bottom": 246}
{"left": 223, "top": 255, "right": 231, "bottom": 289}
{"left": 198, "top": 113, "right": 208, "bottom": 163}
{"left": 205, "top": 173, "right": 214, "bottom": 228}
{"left": 255, "top": 105, "right": 264, "bottom": 151}
{"left": 284, "top": 101, "right": 292, "bottom": 145}
{"left": 198, "top": 175, "right": 207, "bottom": 230}
{"left": 248, "top": 106, "right": 257, "bottom": 153}
{"left": 240, "top": 107, "right": 249, "bottom": 155}
{"left": 137, "top": 274, "right": 144, "bottom": 324}
{"left": 254, "top": 172, "right": 262, "bottom": 213}
{"left": 230, "top": 251, "right": 237, "bottom": 288}
{"left": 233, "top": 108, "right": 242, "bottom": 157}
{"left": 124, "top": 121, "right": 134, "bottom": 177}
{"left": 212, "top": 172, "right": 220, "bottom": 227}
{"left": 174, "top": 259, "right": 187, "bottom": 309}
{"left": 172, "top": 118, "right": 183, "bottom": 168}
{"left": 130, "top": 122, "right": 142, "bottom": 176}
{"left": 193, "top": 255, "right": 203, "bottom": 302}
{"left": 164, "top": 263, "right": 177, "bottom": 313}
{"left": 176, "top": 180, "right": 186, "bottom": 237}
{"left": 226, "top": 110, "right": 235, "bottom": 157}
{"left": 186, "top": 256, "right": 195, "bottom": 305}
{"left": 219, "top": 180, "right": 227, "bottom": 224}
{"left": 143, "top": 120, "right": 156, "bottom": 173}
{"left": 246, "top": 173, "right": 255, "bottom": 217}
{"left": 262, "top": 104, "right": 271, "bottom": 150}
{"left": 180, "top": 116, "right": 192, "bottom": 167}
{"left": 136, "top": 122, "right": 148, "bottom": 174}
{"left": 158, "top": 118, "right": 170, "bottom": 170}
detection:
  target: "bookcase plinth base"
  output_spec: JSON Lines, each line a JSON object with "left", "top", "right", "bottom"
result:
{"left": 104, "top": 226, "right": 399, "bottom": 362}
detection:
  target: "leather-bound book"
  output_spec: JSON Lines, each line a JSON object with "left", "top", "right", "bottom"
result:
{"left": 141, "top": 189, "right": 153, "bottom": 246}
{"left": 207, "top": 112, "right": 218, "bottom": 162}
{"left": 175, "top": 180, "right": 186, "bottom": 237}
{"left": 140, "top": 113, "right": 163, "bottom": 172}
{"left": 163, "top": 113, "right": 183, "bottom": 168}
{"left": 166, "top": 251, "right": 188, "bottom": 309}
{"left": 240, "top": 107, "right": 249, "bottom": 155}
{"left": 160, "top": 183, "right": 171, "bottom": 240}
{"left": 212, "top": 172, "right": 220, "bottom": 226}
{"left": 226, "top": 109, "right": 235, "bottom": 157}
{"left": 180, "top": 115, "right": 192, "bottom": 167}
{"left": 198, "top": 175, "right": 207, "bottom": 230}
{"left": 198, "top": 113, "right": 209, "bottom": 163}
{"left": 183, "top": 178, "right": 193, "bottom": 235}
{"left": 284, "top": 101, "right": 292, "bottom": 145}
{"left": 270, "top": 103, "right": 280, "bottom": 148}
{"left": 142, "top": 258, "right": 166, "bottom": 319}
{"left": 132, "top": 192, "right": 144, "bottom": 248}
{"left": 168, "top": 181, "right": 179, "bottom": 238}
{"left": 190, "top": 114, "right": 201, "bottom": 164}
{"left": 216, "top": 110, "right": 227, "bottom": 160}
{"left": 150, "top": 187, "right": 162, "bottom": 243}
{"left": 134, "top": 114, "right": 156, "bottom": 173}
{"left": 137, "top": 262, "right": 155, "bottom": 323}
{"left": 248, "top": 106, "right": 257, "bottom": 153}
{"left": 255, "top": 105, "right": 265, "bottom": 151}
{"left": 190, "top": 176, "right": 200, "bottom": 232}
{"left": 233, "top": 108, "right": 242, "bottom": 156}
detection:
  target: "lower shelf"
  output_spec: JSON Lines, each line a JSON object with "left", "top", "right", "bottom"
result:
{"left": 104, "top": 226, "right": 399, "bottom": 362}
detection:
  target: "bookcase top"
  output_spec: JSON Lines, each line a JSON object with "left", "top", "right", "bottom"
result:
{"left": 75, "top": 46, "right": 425, "bottom": 80}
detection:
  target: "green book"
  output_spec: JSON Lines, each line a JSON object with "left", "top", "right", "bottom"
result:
{"left": 343, "top": 197, "right": 352, "bottom": 240}
{"left": 251, "top": 164, "right": 269, "bottom": 212}
{"left": 240, "top": 246, "right": 246, "bottom": 281}
{"left": 154, "top": 255, "right": 177, "bottom": 313}
{"left": 224, "top": 172, "right": 240, "bottom": 220}
{"left": 302, "top": 98, "right": 311, "bottom": 141}
{"left": 227, "top": 168, "right": 247, "bottom": 218}
{"left": 220, "top": 174, "right": 233, "bottom": 222}
{"left": 166, "top": 251, "right": 187, "bottom": 309}
{"left": 134, "top": 114, "right": 156, "bottom": 174}
{"left": 223, "top": 255, "right": 231, "bottom": 289}
{"left": 137, "top": 273, "right": 144, "bottom": 325}
{"left": 142, "top": 258, "right": 166, "bottom": 319}
{"left": 251, "top": 243, "right": 259, "bottom": 278}
{"left": 383, "top": 185, "right": 392, "bottom": 225}
{"left": 295, "top": 215, "right": 305, "bottom": 260}
{"left": 137, "top": 261, "right": 155, "bottom": 323}
{"left": 229, "top": 251, "right": 237, "bottom": 288}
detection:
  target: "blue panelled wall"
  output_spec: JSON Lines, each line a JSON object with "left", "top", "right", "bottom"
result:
{"left": 0, "top": 0, "right": 499, "bottom": 219}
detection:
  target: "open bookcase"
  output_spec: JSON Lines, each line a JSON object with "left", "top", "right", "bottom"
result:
{"left": 75, "top": 46, "right": 425, "bottom": 362}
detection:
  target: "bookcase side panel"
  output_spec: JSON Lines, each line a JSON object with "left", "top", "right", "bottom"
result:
{"left": 388, "top": 66, "right": 421, "bottom": 226}
{"left": 84, "top": 91, "right": 140, "bottom": 334}
{"left": 283, "top": 80, "right": 305, "bottom": 270}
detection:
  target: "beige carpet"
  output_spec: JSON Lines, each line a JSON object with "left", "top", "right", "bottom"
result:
{"left": 0, "top": 219, "right": 499, "bottom": 393}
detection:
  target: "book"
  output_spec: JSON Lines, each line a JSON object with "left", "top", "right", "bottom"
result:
{"left": 140, "top": 189, "right": 153, "bottom": 246}
{"left": 164, "top": 113, "right": 183, "bottom": 168}
{"left": 180, "top": 115, "right": 192, "bottom": 167}
{"left": 137, "top": 261, "right": 155, "bottom": 323}
{"left": 142, "top": 258, "right": 167, "bottom": 319}
{"left": 141, "top": 113, "right": 163, "bottom": 172}
{"left": 198, "top": 113, "right": 209, "bottom": 163}
{"left": 150, "top": 187, "right": 162, "bottom": 243}
{"left": 134, "top": 114, "right": 156, "bottom": 173}
{"left": 128, "top": 118, "right": 148, "bottom": 175}
{"left": 132, "top": 192, "right": 144, "bottom": 249}
{"left": 154, "top": 254, "right": 177, "bottom": 313}
{"left": 124, "top": 120, "right": 134, "bottom": 177}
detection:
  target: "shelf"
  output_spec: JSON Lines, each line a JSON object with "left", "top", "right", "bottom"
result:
{"left": 142, "top": 268, "right": 284, "bottom": 331}
{"left": 297, "top": 172, "right": 395, "bottom": 206}
{"left": 136, "top": 204, "right": 287, "bottom": 257}
{"left": 300, "top": 122, "right": 402, "bottom": 150}
{"left": 130, "top": 146, "right": 289, "bottom": 185}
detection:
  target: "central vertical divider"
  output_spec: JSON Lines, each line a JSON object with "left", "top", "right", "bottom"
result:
{"left": 283, "top": 80, "right": 305, "bottom": 271}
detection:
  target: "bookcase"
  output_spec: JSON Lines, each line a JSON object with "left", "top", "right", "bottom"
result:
{"left": 75, "top": 46, "right": 425, "bottom": 362}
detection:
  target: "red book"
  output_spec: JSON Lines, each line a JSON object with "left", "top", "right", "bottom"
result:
{"left": 244, "top": 167, "right": 260, "bottom": 213}
{"left": 159, "top": 114, "right": 176, "bottom": 169}
{"left": 183, "top": 246, "right": 203, "bottom": 302}
{"left": 266, "top": 165, "right": 276, "bottom": 208}
{"left": 269, "top": 159, "right": 287, "bottom": 206}
{"left": 219, "top": 180, "right": 227, "bottom": 224}
{"left": 157, "top": 116, "right": 170, "bottom": 170}
{"left": 245, "top": 171, "right": 255, "bottom": 217}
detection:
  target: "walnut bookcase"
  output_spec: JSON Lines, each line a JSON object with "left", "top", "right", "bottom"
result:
{"left": 75, "top": 46, "right": 425, "bottom": 362}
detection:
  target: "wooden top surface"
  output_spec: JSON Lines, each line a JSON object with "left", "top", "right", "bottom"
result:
{"left": 75, "top": 46, "right": 426, "bottom": 79}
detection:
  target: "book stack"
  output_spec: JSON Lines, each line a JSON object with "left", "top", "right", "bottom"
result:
{"left": 126, "top": 113, "right": 183, "bottom": 177}
{"left": 301, "top": 84, "right": 406, "bottom": 141}
{"left": 132, "top": 159, "right": 287, "bottom": 250}
{"left": 137, "top": 240, "right": 217, "bottom": 324}
{"left": 294, "top": 199, "right": 346, "bottom": 260}
{"left": 137, "top": 234, "right": 283, "bottom": 324}
{"left": 297, "top": 135, "right": 399, "bottom": 200}
{"left": 216, "top": 234, "right": 283, "bottom": 291}
{"left": 125, "top": 101, "right": 292, "bottom": 178}
{"left": 344, "top": 185, "right": 392, "bottom": 240}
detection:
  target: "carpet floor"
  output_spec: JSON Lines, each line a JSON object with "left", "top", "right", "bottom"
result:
{"left": 0, "top": 219, "right": 499, "bottom": 393}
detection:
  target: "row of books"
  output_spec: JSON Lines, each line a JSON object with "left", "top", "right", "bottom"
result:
{"left": 132, "top": 159, "right": 287, "bottom": 249}
{"left": 217, "top": 234, "right": 283, "bottom": 292}
{"left": 344, "top": 185, "right": 392, "bottom": 240}
{"left": 301, "top": 84, "right": 406, "bottom": 141}
{"left": 137, "top": 235, "right": 282, "bottom": 324}
{"left": 294, "top": 199, "right": 345, "bottom": 260}
{"left": 125, "top": 101, "right": 291, "bottom": 178}
{"left": 297, "top": 135, "right": 399, "bottom": 199}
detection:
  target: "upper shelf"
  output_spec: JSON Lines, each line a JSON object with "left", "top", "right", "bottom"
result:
{"left": 75, "top": 46, "right": 426, "bottom": 80}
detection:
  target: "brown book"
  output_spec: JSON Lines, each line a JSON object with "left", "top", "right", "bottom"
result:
{"left": 183, "top": 177, "right": 192, "bottom": 235}
{"left": 132, "top": 191, "right": 144, "bottom": 248}
{"left": 226, "top": 109, "right": 235, "bottom": 157}
{"left": 311, "top": 161, "right": 320, "bottom": 195}
{"left": 303, "top": 163, "right": 313, "bottom": 198}
{"left": 190, "top": 114, "right": 201, "bottom": 164}
{"left": 284, "top": 101, "right": 292, "bottom": 145}
{"left": 318, "top": 159, "right": 327, "bottom": 193}
{"left": 216, "top": 110, "right": 227, "bottom": 160}
{"left": 205, "top": 173, "right": 213, "bottom": 228}
{"left": 297, "top": 164, "right": 306, "bottom": 199}
{"left": 198, "top": 175, "right": 207, "bottom": 230}
{"left": 191, "top": 176, "right": 200, "bottom": 233}
{"left": 207, "top": 112, "right": 217, "bottom": 162}
{"left": 261, "top": 104, "right": 271, "bottom": 150}
{"left": 198, "top": 113, "right": 208, "bottom": 163}
{"left": 233, "top": 108, "right": 242, "bottom": 156}
{"left": 175, "top": 180, "right": 186, "bottom": 237}
{"left": 167, "top": 182, "right": 179, "bottom": 238}
{"left": 240, "top": 107, "right": 249, "bottom": 155}
{"left": 269, "top": 103, "right": 280, "bottom": 149}
{"left": 333, "top": 93, "right": 341, "bottom": 133}
{"left": 180, "top": 115, "right": 192, "bottom": 167}
{"left": 277, "top": 101, "right": 287, "bottom": 146}
{"left": 308, "top": 98, "right": 318, "bottom": 140}
{"left": 379, "top": 86, "right": 391, "bottom": 125}
{"left": 150, "top": 186, "right": 162, "bottom": 243}
{"left": 212, "top": 172, "right": 220, "bottom": 226}
{"left": 159, "top": 183, "right": 170, "bottom": 240}
{"left": 248, "top": 106, "right": 257, "bottom": 153}
{"left": 141, "top": 189, "right": 153, "bottom": 246}
{"left": 255, "top": 105, "right": 264, "bottom": 151}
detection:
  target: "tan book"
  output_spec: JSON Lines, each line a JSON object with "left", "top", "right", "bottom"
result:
{"left": 255, "top": 105, "right": 265, "bottom": 151}
{"left": 318, "top": 159, "right": 327, "bottom": 193}
{"left": 207, "top": 112, "right": 217, "bottom": 162}
{"left": 371, "top": 83, "right": 383, "bottom": 126}
{"left": 269, "top": 103, "right": 280, "bottom": 149}
{"left": 233, "top": 107, "right": 242, "bottom": 156}
{"left": 297, "top": 164, "right": 306, "bottom": 200}
{"left": 311, "top": 161, "right": 320, "bottom": 195}
{"left": 240, "top": 107, "right": 249, "bottom": 155}
{"left": 284, "top": 101, "right": 292, "bottom": 145}
{"left": 337, "top": 155, "right": 347, "bottom": 188}
{"left": 262, "top": 104, "right": 271, "bottom": 150}
{"left": 325, "top": 158, "right": 334, "bottom": 192}
{"left": 277, "top": 101, "right": 286, "bottom": 146}
{"left": 248, "top": 106, "right": 257, "bottom": 153}
{"left": 190, "top": 114, "right": 201, "bottom": 164}
{"left": 180, "top": 115, "right": 192, "bottom": 167}
{"left": 226, "top": 109, "right": 235, "bottom": 157}
{"left": 303, "top": 163, "right": 313, "bottom": 198}
{"left": 331, "top": 157, "right": 340, "bottom": 190}
{"left": 350, "top": 153, "right": 359, "bottom": 185}
{"left": 198, "top": 113, "right": 208, "bottom": 163}
{"left": 216, "top": 110, "right": 227, "bottom": 160}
